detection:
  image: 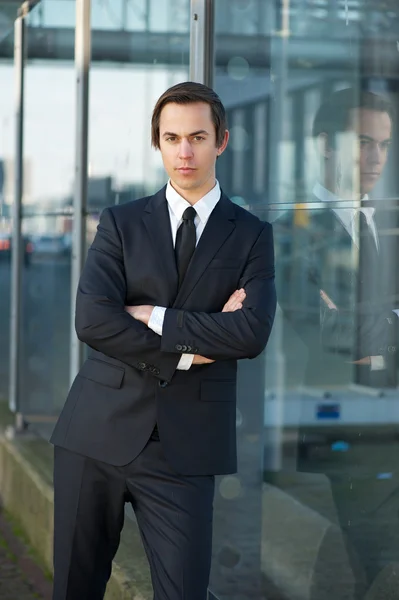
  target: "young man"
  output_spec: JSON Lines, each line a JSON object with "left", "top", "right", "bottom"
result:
{"left": 277, "top": 89, "right": 396, "bottom": 389}
{"left": 50, "top": 81, "right": 276, "bottom": 600}
{"left": 276, "top": 89, "right": 398, "bottom": 593}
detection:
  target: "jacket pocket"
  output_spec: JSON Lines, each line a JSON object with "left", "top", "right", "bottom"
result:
{"left": 201, "top": 380, "right": 236, "bottom": 402}
{"left": 79, "top": 358, "right": 125, "bottom": 389}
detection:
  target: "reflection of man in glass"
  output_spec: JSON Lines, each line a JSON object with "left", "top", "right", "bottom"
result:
{"left": 276, "top": 89, "right": 399, "bottom": 595}
{"left": 277, "top": 90, "right": 397, "bottom": 390}
{"left": 311, "top": 89, "right": 399, "bottom": 592}
{"left": 309, "top": 89, "right": 396, "bottom": 387}
{"left": 313, "top": 88, "right": 392, "bottom": 202}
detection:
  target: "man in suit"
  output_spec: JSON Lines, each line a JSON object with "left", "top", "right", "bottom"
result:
{"left": 276, "top": 88, "right": 396, "bottom": 390}
{"left": 50, "top": 81, "right": 276, "bottom": 600}
{"left": 275, "top": 89, "right": 399, "bottom": 594}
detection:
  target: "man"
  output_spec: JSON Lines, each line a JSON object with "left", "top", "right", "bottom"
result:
{"left": 277, "top": 89, "right": 396, "bottom": 389}
{"left": 275, "top": 89, "right": 398, "bottom": 593}
{"left": 50, "top": 81, "right": 276, "bottom": 600}
{"left": 312, "top": 89, "right": 397, "bottom": 388}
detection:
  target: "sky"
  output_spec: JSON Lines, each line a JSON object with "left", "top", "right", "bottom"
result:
{"left": 0, "top": 0, "right": 190, "bottom": 205}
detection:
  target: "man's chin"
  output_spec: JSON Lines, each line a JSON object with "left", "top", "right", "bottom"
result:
{"left": 173, "top": 177, "right": 201, "bottom": 191}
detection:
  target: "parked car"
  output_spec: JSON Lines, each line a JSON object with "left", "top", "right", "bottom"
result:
{"left": 31, "top": 234, "right": 70, "bottom": 258}
{"left": 0, "top": 233, "right": 33, "bottom": 266}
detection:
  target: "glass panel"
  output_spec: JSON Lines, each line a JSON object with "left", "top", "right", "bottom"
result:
{"left": 87, "top": 1, "right": 190, "bottom": 216}
{"left": 0, "top": 21, "right": 14, "bottom": 402}
{"left": 213, "top": 1, "right": 399, "bottom": 599}
{"left": 19, "top": 0, "right": 75, "bottom": 422}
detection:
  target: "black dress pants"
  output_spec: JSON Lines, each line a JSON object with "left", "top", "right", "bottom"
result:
{"left": 52, "top": 439, "right": 215, "bottom": 600}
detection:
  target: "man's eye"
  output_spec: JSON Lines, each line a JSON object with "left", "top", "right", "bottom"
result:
{"left": 166, "top": 137, "right": 177, "bottom": 142}
{"left": 193, "top": 136, "right": 205, "bottom": 142}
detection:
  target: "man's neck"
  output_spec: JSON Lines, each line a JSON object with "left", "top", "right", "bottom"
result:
{"left": 321, "top": 178, "right": 362, "bottom": 201}
{"left": 169, "top": 178, "right": 217, "bottom": 206}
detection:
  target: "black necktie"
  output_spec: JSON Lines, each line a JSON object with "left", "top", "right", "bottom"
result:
{"left": 175, "top": 206, "right": 197, "bottom": 287}
{"left": 358, "top": 210, "right": 379, "bottom": 302}
{"left": 356, "top": 210, "right": 383, "bottom": 385}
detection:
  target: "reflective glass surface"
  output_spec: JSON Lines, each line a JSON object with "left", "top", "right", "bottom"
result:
{"left": 19, "top": 0, "right": 75, "bottom": 417}
{"left": 212, "top": 1, "right": 399, "bottom": 598}
{"left": 87, "top": 1, "right": 190, "bottom": 212}
{"left": 0, "top": 23, "right": 14, "bottom": 401}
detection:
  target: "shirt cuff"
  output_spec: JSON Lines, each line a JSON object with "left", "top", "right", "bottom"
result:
{"left": 177, "top": 353, "right": 195, "bottom": 371}
{"left": 148, "top": 306, "right": 166, "bottom": 336}
{"left": 370, "top": 355, "right": 385, "bottom": 371}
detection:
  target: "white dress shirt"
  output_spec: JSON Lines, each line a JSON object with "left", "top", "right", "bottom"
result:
{"left": 148, "top": 180, "right": 221, "bottom": 370}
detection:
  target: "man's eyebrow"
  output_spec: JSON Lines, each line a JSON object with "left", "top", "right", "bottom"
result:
{"left": 358, "top": 134, "right": 392, "bottom": 143}
{"left": 161, "top": 130, "right": 210, "bottom": 138}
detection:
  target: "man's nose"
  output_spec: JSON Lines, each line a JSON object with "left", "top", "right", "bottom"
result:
{"left": 178, "top": 139, "right": 194, "bottom": 158}
{"left": 369, "top": 143, "right": 383, "bottom": 164}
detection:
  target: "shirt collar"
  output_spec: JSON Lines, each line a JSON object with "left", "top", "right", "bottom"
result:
{"left": 313, "top": 182, "right": 375, "bottom": 235}
{"left": 165, "top": 180, "right": 221, "bottom": 224}
{"left": 313, "top": 181, "right": 369, "bottom": 204}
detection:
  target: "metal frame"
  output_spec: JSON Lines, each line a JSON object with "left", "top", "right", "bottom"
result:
{"left": 69, "top": 0, "right": 91, "bottom": 384}
{"left": 189, "top": 0, "right": 214, "bottom": 87}
{"left": 8, "top": 5, "right": 27, "bottom": 428}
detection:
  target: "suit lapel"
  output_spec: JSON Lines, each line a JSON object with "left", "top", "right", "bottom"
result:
{"left": 142, "top": 187, "right": 179, "bottom": 305}
{"left": 173, "top": 193, "right": 236, "bottom": 307}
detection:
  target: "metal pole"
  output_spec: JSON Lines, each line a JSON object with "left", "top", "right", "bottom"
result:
{"left": 70, "top": 0, "right": 91, "bottom": 385}
{"left": 189, "top": 0, "right": 214, "bottom": 87}
{"left": 8, "top": 9, "right": 27, "bottom": 432}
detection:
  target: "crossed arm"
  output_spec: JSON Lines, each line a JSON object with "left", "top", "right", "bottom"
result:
{"left": 76, "top": 208, "right": 276, "bottom": 381}
{"left": 125, "top": 288, "right": 247, "bottom": 365}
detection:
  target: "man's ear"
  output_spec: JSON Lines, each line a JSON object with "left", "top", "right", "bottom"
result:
{"left": 316, "top": 132, "right": 333, "bottom": 158}
{"left": 217, "top": 130, "right": 230, "bottom": 156}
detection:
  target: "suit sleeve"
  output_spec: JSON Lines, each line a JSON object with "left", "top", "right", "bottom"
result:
{"left": 75, "top": 207, "right": 181, "bottom": 382}
{"left": 161, "top": 222, "right": 276, "bottom": 360}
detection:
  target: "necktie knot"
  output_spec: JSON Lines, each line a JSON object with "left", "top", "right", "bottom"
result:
{"left": 182, "top": 207, "right": 196, "bottom": 222}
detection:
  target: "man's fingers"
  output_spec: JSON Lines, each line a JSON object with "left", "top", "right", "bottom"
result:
{"left": 222, "top": 289, "right": 246, "bottom": 312}
{"left": 193, "top": 354, "right": 215, "bottom": 365}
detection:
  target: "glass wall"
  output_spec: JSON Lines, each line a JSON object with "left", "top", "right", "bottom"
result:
{"left": 5, "top": 0, "right": 399, "bottom": 597}
{"left": 213, "top": 1, "right": 399, "bottom": 599}
{"left": 19, "top": 0, "right": 75, "bottom": 418}
{"left": 0, "top": 10, "right": 15, "bottom": 401}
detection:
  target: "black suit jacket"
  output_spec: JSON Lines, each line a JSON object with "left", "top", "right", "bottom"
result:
{"left": 50, "top": 187, "right": 276, "bottom": 475}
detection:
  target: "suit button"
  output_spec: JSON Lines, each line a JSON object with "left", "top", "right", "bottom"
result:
{"left": 138, "top": 362, "right": 146, "bottom": 370}
{"left": 181, "top": 345, "right": 187, "bottom": 352}
{"left": 176, "top": 344, "right": 183, "bottom": 351}
{"left": 159, "top": 380, "right": 169, "bottom": 388}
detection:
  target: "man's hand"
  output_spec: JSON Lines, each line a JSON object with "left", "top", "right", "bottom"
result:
{"left": 351, "top": 357, "right": 371, "bottom": 365}
{"left": 222, "top": 288, "right": 246, "bottom": 312}
{"left": 125, "top": 289, "right": 246, "bottom": 364}
{"left": 192, "top": 355, "right": 215, "bottom": 365}
{"left": 193, "top": 289, "right": 247, "bottom": 364}
{"left": 125, "top": 305, "right": 154, "bottom": 326}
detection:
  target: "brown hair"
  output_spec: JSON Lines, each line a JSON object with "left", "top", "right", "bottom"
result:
{"left": 312, "top": 88, "right": 394, "bottom": 149}
{"left": 151, "top": 81, "right": 227, "bottom": 149}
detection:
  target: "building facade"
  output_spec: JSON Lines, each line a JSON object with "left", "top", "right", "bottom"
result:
{"left": 1, "top": 0, "right": 399, "bottom": 598}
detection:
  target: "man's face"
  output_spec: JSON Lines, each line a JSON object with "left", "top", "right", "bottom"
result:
{"left": 158, "top": 102, "right": 228, "bottom": 202}
{"left": 335, "top": 108, "right": 392, "bottom": 196}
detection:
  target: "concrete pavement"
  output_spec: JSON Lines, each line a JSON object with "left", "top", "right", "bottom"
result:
{"left": 0, "top": 509, "right": 52, "bottom": 600}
